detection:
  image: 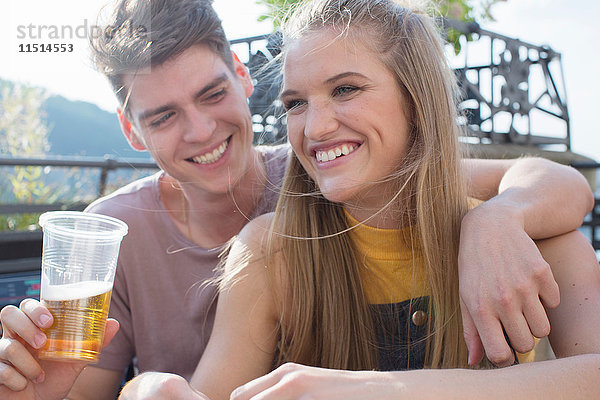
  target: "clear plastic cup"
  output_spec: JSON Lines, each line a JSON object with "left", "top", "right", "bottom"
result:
{"left": 37, "top": 211, "right": 128, "bottom": 362}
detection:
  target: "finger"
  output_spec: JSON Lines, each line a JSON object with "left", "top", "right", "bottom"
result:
{"left": 239, "top": 382, "right": 285, "bottom": 400}
{"left": 0, "top": 305, "right": 47, "bottom": 349}
{"left": 537, "top": 270, "right": 560, "bottom": 309}
{"left": 459, "top": 298, "right": 484, "bottom": 365}
{"left": 0, "top": 338, "right": 44, "bottom": 385}
{"left": 500, "top": 314, "right": 535, "bottom": 355}
{"left": 231, "top": 376, "right": 272, "bottom": 400}
{"left": 101, "top": 319, "right": 120, "bottom": 349}
{"left": 472, "top": 314, "right": 515, "bottom": 367}
{"left": 231, "top": 365, "right": 288, "bottom": 400}
{"left": 0, "top": 360, "right": 29, "bottom": 391}
{"left": 19, "top": 299, "right": 54, "bottom": 329}
{"left": 522, "top": 298, "right": 551, "bottom": 339}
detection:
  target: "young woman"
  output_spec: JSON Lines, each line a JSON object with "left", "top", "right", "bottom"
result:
{"left": 0, "top": 1, "right": 598, "bottom": 399}
{"left": 193, "top": 0, "right": 599, "bottom": 398}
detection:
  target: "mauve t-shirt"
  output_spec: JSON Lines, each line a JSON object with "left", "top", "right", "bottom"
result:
{"left": 85, "top": 144, "right": 289, "bottom": 379}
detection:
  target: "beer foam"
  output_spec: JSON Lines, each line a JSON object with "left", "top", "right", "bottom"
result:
{"left": 42, "top": 280, "right": 113, "bottom": 301}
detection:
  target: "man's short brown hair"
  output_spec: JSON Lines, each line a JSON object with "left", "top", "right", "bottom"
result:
{"left": 91, "top": 0, "right": 234, "bottom": 109}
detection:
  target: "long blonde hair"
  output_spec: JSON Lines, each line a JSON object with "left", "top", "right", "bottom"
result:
{"left": 268, "top": 0, "right": 471, "bottom": 369}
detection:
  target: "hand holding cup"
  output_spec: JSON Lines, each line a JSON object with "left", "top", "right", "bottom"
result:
{"left": 37, "top": 211, "right": 127, "bottom": 362}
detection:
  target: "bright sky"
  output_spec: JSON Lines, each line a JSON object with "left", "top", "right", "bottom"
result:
{"left": 1, "top": 0, "right": 598, "bottom": 161}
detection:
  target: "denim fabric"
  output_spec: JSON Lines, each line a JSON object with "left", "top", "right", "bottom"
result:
{"left": 370, "top": 296, "right": 429, "bottom": 371}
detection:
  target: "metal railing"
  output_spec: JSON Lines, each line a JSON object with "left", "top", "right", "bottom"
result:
{"left": 0, "top": 156, "right": 157, "bottom": 215}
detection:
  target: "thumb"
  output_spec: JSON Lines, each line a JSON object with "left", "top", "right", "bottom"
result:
{"left": 460, "top": 298, "right": 484, "bottom": 365}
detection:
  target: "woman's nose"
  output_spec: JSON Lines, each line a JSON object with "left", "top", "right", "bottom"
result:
{"left": 303, "top": 102, "right": 339, "bottom": 140}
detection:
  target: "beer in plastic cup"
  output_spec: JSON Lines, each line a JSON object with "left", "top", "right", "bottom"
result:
{"left": 38, "top": 211, "right": 128, "bottom": 362}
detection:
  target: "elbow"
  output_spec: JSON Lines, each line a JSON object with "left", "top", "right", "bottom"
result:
{"left": 567, "top": 163, "right": 594, "bottom": 216}
{"left": 584, "top": 179, "right": 595, "bottom": 214}
{"left": 573, "top": 165, "right": 595, "bottom": 214}
{"left": 585, "top": 187, "right": 595, "bottom": 215}
{"left": 534, "top": 157, "right": 594, "bottom": 215}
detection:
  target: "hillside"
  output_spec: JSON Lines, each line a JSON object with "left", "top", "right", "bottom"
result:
{"left": 44, "top": 96, "right": 149, "bottom": 159}
{"left": 0, "top": 77, "right": 149, "bottom": 159}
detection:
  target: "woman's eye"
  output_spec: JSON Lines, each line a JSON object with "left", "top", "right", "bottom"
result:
{"left": 150, "top": 112, "right": 174, "bottom": 128}
{"left": 333, "top": 85, "right": 359, "bottom": 97}
{"left": 283, "top": 99, "right": 306, "bottom": 112}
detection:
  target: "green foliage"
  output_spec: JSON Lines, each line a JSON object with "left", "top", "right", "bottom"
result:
{"left": 257, "top": 0, "right": 295, "bottom": 27}
{"left": 0, "top": 82, "right": 53, "bottom": 231}
{"left": 256, "top": 0, "right": 507, "bottom": 53}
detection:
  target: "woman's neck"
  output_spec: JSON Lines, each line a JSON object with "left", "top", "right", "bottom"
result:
{"left": 343, "top": 189, "right": 413, "bottom": 229}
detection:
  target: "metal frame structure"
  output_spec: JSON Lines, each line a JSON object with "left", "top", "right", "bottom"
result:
{"left": 445, "top": 19, "right": 570, "bottom": 148}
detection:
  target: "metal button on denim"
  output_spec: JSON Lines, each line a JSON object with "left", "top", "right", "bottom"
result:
{"left": 411, "top": 310, "right": 427, "bottom": 326}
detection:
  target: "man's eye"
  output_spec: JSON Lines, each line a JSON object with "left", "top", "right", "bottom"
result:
{"left": 150, "top": 112, "right": 174, "bottom": 128}
{"left": 333, "top": 85, "right": 359, "bottom": 96}
{"left": 206, "top": 89, "right": 226, "bottom": 102}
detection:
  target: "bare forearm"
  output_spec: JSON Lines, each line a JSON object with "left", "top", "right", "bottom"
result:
{"left": 231, "top": 355, "right": 600, "bottom": 399}
{"left": 390, "top": 354, "right": 600, "bottom": 399}
{"left": 469, "top": 157, "right": 593, "bottom": 239}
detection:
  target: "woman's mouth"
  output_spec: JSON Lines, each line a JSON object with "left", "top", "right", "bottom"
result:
{"left": 315, "top": 143, "right": 358, "bottom": 163}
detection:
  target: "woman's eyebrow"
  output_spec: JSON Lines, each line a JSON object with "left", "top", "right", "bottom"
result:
{"left": 280, "top": 88, "right": 299, "bottom": 99}
{"left": 281, "top": 71, "right": 369, "bottom": 99}
{"left": 325, "top": 71, "right": 367, "bottom": 84}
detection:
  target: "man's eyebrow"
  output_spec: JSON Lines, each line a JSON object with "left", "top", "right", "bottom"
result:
{"left": 138, "top": 104, "right": 173, "bottom": 122}
{"left": 281, "top": 72, "right": 367, "bottom": 98}
{"left": 194, "top": 74, "right": 229, "bottom": 100}
{"left": 137, "top": 74, "right": 230, "bottom": 122}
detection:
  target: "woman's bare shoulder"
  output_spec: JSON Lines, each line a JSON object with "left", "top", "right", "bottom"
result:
{"left": 239, "top": 212, "right": 275, "bottom": 240}
{"left": 223, "top": 212, "right": 285, "bottom": 283}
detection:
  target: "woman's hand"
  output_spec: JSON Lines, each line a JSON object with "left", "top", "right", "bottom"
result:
{"left": 0, "top": 298, "right": 119, "bottom": 400}
{"left": 119, "top": 372, "right": 210, "bottom": 400}
{"left": 230, "top": 363, "right": 400, "bottom": 400}
{"left": 458, "top": 201, "right": 560, "bottom": 366}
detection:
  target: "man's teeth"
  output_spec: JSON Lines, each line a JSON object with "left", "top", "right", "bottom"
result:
{"left": 192, "top": 140, "right": 228, "bottom": 164}
{"left": 315, "top": 144, "right": 356, "bottom": 162}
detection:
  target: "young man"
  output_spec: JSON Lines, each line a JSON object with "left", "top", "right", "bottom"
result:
{"left": 0, "top": 0, "right": 593, "bottom": 398}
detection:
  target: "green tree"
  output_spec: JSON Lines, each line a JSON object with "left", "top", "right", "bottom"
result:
{"left": 0, "top": 81, "right": 54, "bottom": 230}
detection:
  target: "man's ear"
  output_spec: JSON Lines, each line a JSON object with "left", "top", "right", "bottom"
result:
{"left": 232, "top": 52, "right": 254, "bottom": 98}
{"left": 117, "top": 108, "right": 146, "bottom": 151}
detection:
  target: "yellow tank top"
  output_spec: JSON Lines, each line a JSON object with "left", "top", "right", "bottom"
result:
{"left": 345, "top": 211, "right": 427, "bottom": 305}
{"left": 345, "top": 208, "right": 542, "bottom": 363}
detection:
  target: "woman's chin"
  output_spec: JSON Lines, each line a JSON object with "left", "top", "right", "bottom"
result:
{"left": 319, "top": 187, "right": 354, "bottom": 205}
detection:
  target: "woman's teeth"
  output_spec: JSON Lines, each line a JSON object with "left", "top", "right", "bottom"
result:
{"left": 315, "top": 144, "right": 356, "bottom": 162}
{"left": 192, "top": 139, "right": 228, "bottom": 164}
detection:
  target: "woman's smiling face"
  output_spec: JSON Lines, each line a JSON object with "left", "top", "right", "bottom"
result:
{"left": 282, "top": 30, "right": 411, "bottom": 209}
